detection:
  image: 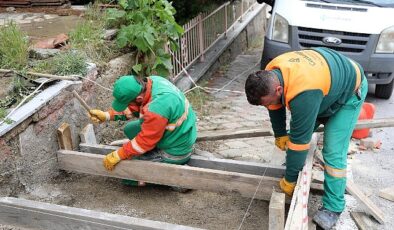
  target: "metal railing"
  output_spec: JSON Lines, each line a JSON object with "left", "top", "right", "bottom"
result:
{"left": 169, "top": 0, "right": 257, "bottom": 81}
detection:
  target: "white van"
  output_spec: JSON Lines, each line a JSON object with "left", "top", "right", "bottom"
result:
{"left": 257, "top": 0, "right": 394, "bottom": 99}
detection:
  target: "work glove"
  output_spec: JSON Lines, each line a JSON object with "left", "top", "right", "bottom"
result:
{"left": 89, "top": 109, "right": 110, "bottom": 124}
{"left": 103, "top": 149, "right": 121, "bottom": 171}
{"left": 275, "top": 135, "right": 289, "bottom": 151}
{"left": 279, "top": 177, "right": 296, "bottom": 196}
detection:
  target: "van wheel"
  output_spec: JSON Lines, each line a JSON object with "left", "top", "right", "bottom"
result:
{"left": 375, "top": 79, "right": 394, "bottom": 99}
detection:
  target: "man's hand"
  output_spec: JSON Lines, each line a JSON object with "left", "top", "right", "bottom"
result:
{"left": 275, "top": 135, "right": 289, "bottom": 151}
{"left": 103, "top": 150, "right": 121, "bottom": 171}
{"left": 279, "top": 177, "right": 296, "bottom": 196}
{"left": 89, "top": 109, "right": 109, "bottom": 123}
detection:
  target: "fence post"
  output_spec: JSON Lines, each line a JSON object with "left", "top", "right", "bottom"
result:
{"left": 165, "top": 43, "right": 174, "bottom": 79}
{"left": 224, "top": 3, "right": 228, "bottom": 38}
{"left": 198, "top": 13, "right": 205, "bottom": 62}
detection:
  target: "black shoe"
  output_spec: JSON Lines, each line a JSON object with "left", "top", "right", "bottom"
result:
{"left": 313, "top": 207, "right": 341, "bottom": 230}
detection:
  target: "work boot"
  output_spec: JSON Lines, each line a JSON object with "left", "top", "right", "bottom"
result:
{"left": 313, "top": 207, "right": 341, "bottom": 230}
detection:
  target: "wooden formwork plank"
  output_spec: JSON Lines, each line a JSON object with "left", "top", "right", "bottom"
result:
{"left": 194, "top": 117, "right": 394, "bottom": 142}
{"left": 284, "top": 134, "right": 317, "bottom": 230}
{"left": 79, "top": 124, "right": 97, "bottom": 145}
{"left": 57, "top": 150, "right": 283, "bottom": 201}
{"left": 379, "top": 186, "right": 394, "bottom": 202}
{"left": 346, "top": 181, "right": 385, "bottom": 224}
{"left": 0, "top": 197, "right": 202, "bottom": 230}
{"left": 269, "top": 191, "right": 285, "bottom": 230}
{"left": 350, "top": 212, "right": 377, "bottom": 230}
{"left": 78, "top": 143, "right": 324, "bottom": 193}
{"left": 57, "top": 123, "right": 72, "bottom": 150}
{"left": 79, "top": 143, "right": 286, "bottom": 178}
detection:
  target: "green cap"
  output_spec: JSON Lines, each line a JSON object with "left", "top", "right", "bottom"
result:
{"left": 112, "top": 75, "right": 142, "bottom": 112}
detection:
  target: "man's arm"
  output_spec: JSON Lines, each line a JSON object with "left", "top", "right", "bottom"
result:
{"left": 268, "top": 105, "right": 287, "bottom": 137}
{"left": 118, "top": 108, "right": 168, "bottom": 159}
{"left": 285, "top": 90, "right": 323, "bottom": 182}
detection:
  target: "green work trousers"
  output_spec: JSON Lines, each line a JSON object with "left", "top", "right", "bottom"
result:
{"left": 123, "top": 119, "right": 191, "bottom": 165}
{"left": 321, "top": 78, "right": 368, "bottom": 212}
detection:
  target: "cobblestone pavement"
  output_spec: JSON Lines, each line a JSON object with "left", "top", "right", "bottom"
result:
{"left": 195, "top": 49, "right": 286, "bottom": 165}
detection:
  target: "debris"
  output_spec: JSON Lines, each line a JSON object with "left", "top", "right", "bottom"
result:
{"left": 5, "top": 7, "right": 16, "bottom": 12}
{"left": 29, "top": 48, "right": 60, "bottom": 59}
{"left": 32, "top": 33, "right": 68, "bottom": 49}
{"left": 103, "top": 29, "right": 118, "bottom": 40}
{"left": 359, "top": 138, "right": 382, "bottom": 151}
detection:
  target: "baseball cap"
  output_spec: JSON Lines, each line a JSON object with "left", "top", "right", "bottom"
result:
{"left": 112, "top": 75, "right": 142, "bottom": 112}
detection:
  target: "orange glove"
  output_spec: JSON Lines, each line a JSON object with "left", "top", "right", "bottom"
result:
{"left": 89, "top": 109, "right": 110, "bottom": 124}
{"left": 275, "top": 135, "right": 289, "bottom": 151}
{"left": 103, "top": 149, "right": 122, "bottom": 171}
{"left": 279, "top": 177, "right": 296, "bottom": 196}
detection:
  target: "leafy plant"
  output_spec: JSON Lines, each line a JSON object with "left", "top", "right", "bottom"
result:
{"left": 106, "top": 0, "right": 184, "bottom": 78}
{"left": 0, "top": 22, "right": 29, "bottom": 70}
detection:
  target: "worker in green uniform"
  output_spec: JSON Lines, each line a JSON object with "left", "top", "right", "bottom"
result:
{"left": 89, "top": 75, "right": 197, "bottom": 186}
{"left": 244, "top": 47, "right": 367, "bottom": 230}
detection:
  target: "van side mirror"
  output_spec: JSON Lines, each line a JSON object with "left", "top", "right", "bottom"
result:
{"left": 257, "top": 0, "right": 275, "bottom": 6}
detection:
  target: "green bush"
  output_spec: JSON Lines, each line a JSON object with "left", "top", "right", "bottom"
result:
{"left": 0, "top": 22, "right": 29, "bottom": 70}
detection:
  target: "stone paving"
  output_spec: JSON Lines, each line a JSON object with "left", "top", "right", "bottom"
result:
{"left": 195, "top": 49, "right": 286, "bottom": 165}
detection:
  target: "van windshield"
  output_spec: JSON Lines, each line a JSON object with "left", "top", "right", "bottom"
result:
{"left": 308, "top": 0, "right": 394, "bottom": 7}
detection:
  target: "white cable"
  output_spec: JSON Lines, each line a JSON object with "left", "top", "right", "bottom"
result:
{"left": 238, "top": 167, "right": 268, "bottom": 230}
{"left": 77, "top": 75, "right": 113, "bottom": 92}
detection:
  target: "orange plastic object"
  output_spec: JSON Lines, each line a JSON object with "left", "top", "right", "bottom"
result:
{"left": 352, "top": 102, "right": 375, "bottom": 139}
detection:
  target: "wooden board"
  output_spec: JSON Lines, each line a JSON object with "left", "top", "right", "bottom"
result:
{"left": 0, "top": 197, "right": 201, "bottom": 230}
{"left": 57, "top": 150, "right": 285, "bottom": 201}
{"left": 269, "top": 191, "right": 285, "bottom": 230}
{"left": 57, "top": 123, "right": 72, "bottom": 150}
{"left": 379, "top": 186, "right": 394, "bottom": 202}
{"left": 350, "top": 212, "right": 377, "bottom": 230}
{"left": 284, "top": 134, "right": 317, "bottom": 230}
{"left": 79, "top": 124, "right": 97, "bottom": 145}
{"left": 79, "top": 143, "right": 286, "bottom": 178}
{"left": 194, "top": 117, "right": 394, "bottom": 142}
{"left": 78, "top": 143, "right": 325, "bottom": 193}
{"left": 346, "top": 181, "right": 385, "bottom": 224}
{"left": 196, "top": 128, "right": 272, "bottom": 142}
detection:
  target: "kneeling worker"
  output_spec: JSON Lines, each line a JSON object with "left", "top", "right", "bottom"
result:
{"left": 89, "top": 75, "right": 197, "bottom": 185}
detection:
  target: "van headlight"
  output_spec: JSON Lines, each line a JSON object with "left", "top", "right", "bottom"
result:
{"left": 272, "top": 13, "right": 289, "bottom": 43}
{"left": 376, "top": 26, "right": 394, "bottom": 53}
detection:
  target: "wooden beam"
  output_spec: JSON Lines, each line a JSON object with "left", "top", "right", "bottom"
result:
{"left": 350, "top": 212, "right": 376, "bottom": 230}
{"left": 284, "top": 134, "right": 317, "bottom": 230}
{"left": 346, "top": 181, "right": 385, "bottom": 224}
{"left": 57, "top": 150, "right": 284, "bottom": 201}
{"left": 0, "top": 197, "right": 201, "bottom": 230}
{"left": 79, "top": 124, "right": 97, "bottom": 145}
{"left": 78, "top": 143, "right": 324, "bottom": 193}
{"left": 269, "top": 191, "right": 285, "bottom": 230}
{"left": 379, "top": 186, "right": 394, "bottom": 202}
{"left": 57, "top": 123, "right": 73, "bottom": 150}
{"left": 193, "top": 117, "right": 394, "bottom": 142}
{"left": 79, "top": 143, "right": 286, "bottom": 178}
{"left": 197, "top": 128, "right": 273, "bottom": 142}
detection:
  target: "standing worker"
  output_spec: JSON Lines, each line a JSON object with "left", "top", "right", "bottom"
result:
{"left": 89, "top": 75, "right": 197, "bottom": 186}
{"left": 244, "top": 47, "right": 367, "bottom": 229}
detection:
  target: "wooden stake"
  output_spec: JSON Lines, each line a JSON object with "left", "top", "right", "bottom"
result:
{"left": 72, "top": 90, "right": 91, "bottom": 112}
{"left": 269, "top": 191, "right": 285, "bottom": 230}
{"left": 57, "top": 123, "right": 73, "bottom": 150}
